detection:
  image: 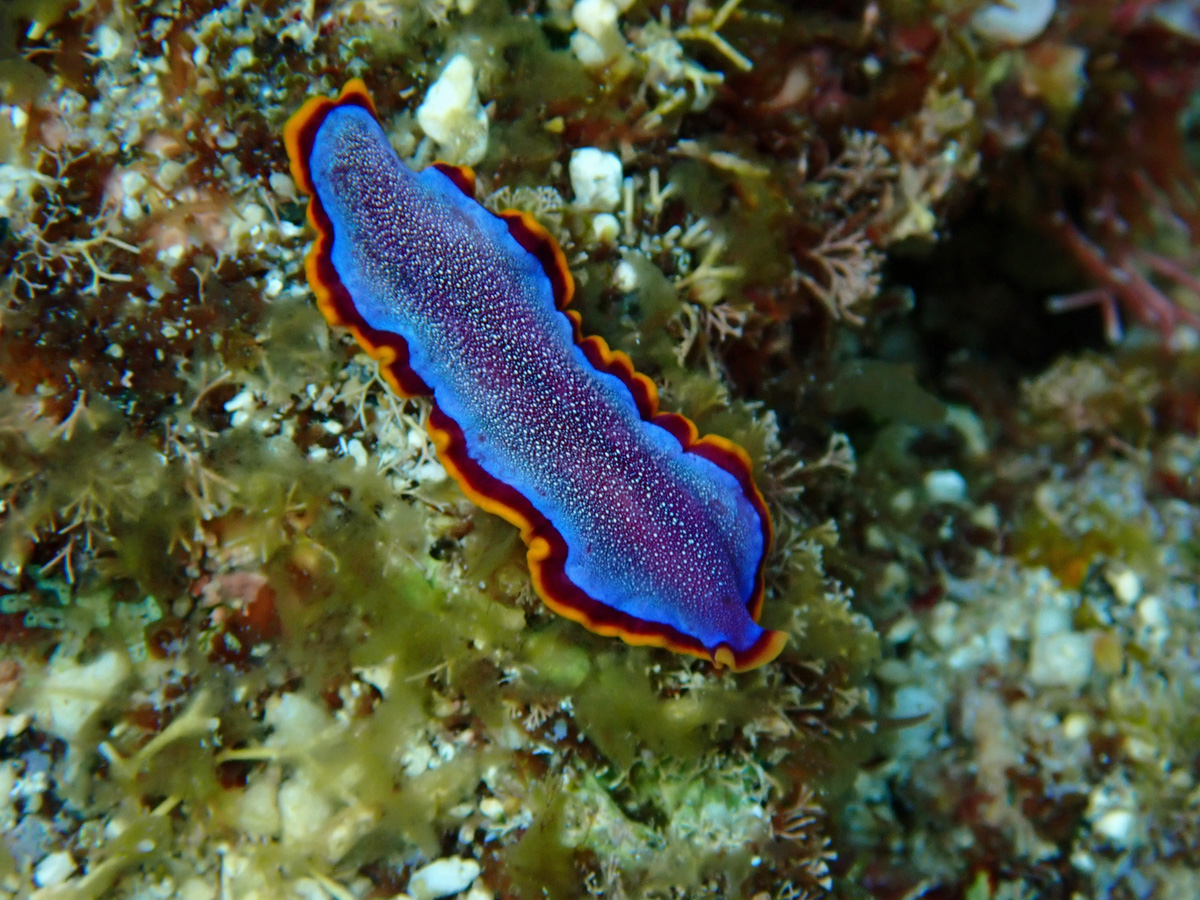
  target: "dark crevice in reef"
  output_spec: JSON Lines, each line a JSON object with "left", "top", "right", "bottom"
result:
{"left": 885, "top": 203, "right": 1109, "bottom": 389}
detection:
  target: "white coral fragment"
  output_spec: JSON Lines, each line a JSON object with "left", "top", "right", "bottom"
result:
{"left": 264, "top": 691, "right": 333, "bottom": 748}
{"left": 235, "top": 768, "right": 282, "bottom": 839}
{"left": 93, "top": 24, "right": 124, "bottom": 61}
{"left": 1028, "top": 631, "right": 1093, "bottom": 688}
{"left": 570, "top": 0, "right": 627, "bottom": 67}
{"left": 569, "top": 148, "right": 623, "bottom": 211}
{"left": 33, "top": 850, "right": 76, "bottom": 888}
{"left": 27, "top": 650, "right": 130, "bottom": 742}
{"left": 416, "top": 55, "right": 490, "bottom": 166}
{"left": 279, "top": 769, "right": 335, "bottom": 848}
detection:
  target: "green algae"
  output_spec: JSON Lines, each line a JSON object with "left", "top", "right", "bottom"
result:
{"left": 578, "top": 249, "right": 681, "bottom": 372}
{"left": 0, "top": 0, "right": 57, "bottom": 106}
{"left": 572, "top": 661, "right": 708, "bottom": 767}
{"left": 502, "top": 786, "right": 580, "bottom": 900}
{"left": 501, "top": 754, "right": 773, "bottom": 899}
{"left": 522, "top": 628, "right": 593, "bottom": 690}
{"left": 829, "top": 359, "right": 947, "bottom": 427}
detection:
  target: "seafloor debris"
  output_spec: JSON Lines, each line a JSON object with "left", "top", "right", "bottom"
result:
{"left": 0, "top": 0, "right": 1198, "bottom": 899}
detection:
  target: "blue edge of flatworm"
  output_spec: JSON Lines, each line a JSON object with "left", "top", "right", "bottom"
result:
{"left": 284, "top": 80, "right": 786, "bottom": 672}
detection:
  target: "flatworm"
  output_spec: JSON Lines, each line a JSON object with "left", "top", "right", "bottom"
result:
{"left": 284, "top": 80, "right": 787, "bottom": 671}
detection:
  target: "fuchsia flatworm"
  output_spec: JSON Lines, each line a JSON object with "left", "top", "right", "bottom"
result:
{"left": 284, "top": 80, "right": 786, "bottom": 671}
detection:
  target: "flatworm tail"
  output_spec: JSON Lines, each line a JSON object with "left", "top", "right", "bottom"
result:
{"left": 558, "top": 316, "right": 778, "bottom": 668}
{"left": 284, "top": 80, "right": 431, "bottom": 397}
{"left": 427, "top": 405, "right": 783, "bottom": 672}
{"left": 445, "top": 206, "right": 777, "bottom": 664}
{"left": 566, "top": 309, "right": 775, "bottom": 621}
{"left": 427, "top": 255, "right": 780, "bottom": 669}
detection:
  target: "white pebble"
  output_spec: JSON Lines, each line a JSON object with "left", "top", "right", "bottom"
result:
{"left": 972, "top": 0, "right": 1055, "bottom": 44}
{"left": 1061, "top": 712, "right": 1089, "bottom": 740}
{"left": 120, "top": 170, "right": 149, "bottom": 219}
{"left": 265, "top": 692, "right": 332, "bottom": 748}
{"left": 230, "top": 46, "right": 254, "bottom": 72}
{"left": 1135, "top": 595, "right": 1169, "bottom": 649}
{"left": 34, "top": 851, "right": 75, "bottom": 888}
{"left": 413, "top": 460, "right": 447, "bottom": 484}
{"left": 970, "top": 502, "right": 1000, "bottom": 531}
{"left": 1032, "top": 596, "right": 1070, "bottom": 637}
{"left": 345, "top": 438, "right": 368, "bottom": 468}
{"left": 1136, "top": 595, "right": 1167, "bottom": 630}
{"left": 885, "top": 615, "right": 917, "bottom": 645}
{"left": 278, "top": 770, "right": 334, "bottom": 848}
{"left": 224, "top": 390, "right": 257, "bottom": 413}
{"left": 928, "top": 602, "right": 959, "bottom": 649}
{"left": 120, "top": 169, "right": 147, "bottom": 198}
{"left": 269, "top": 171, "right": 298, "bottom": 202}
{"left": 569, "top": 148, "right": 623, "bottom": 211}
{"left": 1106, "top": 567, "right": 1141, "bottom": 605}
{"left": 1092, "top": 809, "right": 1137, "bottom": 847}
{"left": 94, "top": 24, "right": 123, "bottom": 60}
{"left": 1124, "top": 736, "right": 1158, "bottom": 763}
{"left": 479, "top": 797, "right": 504, "bottom": 819}
{"left": 354, "top": 661, "right": 393, "bottom": 697}
{"left": 158, "top": 244, "right": 185, "bottom": 265}
{"left": 240, "top": 203, "right": 267, "bottom": 227}
{"left": 1028, "top": 631, "right": 1092, "bottom": 688}
{"left": 573, "top": 0, "right": 618, "bottom": 39}
{"left": 402, "top": 743, "right": 435, "bottom": 776}
{"left": 408, "top": 857, "right": 482, "bottom": 900}
{"left": 613, "top": 259, "right": 638, "bottom": 292}
{"left": 924, "top": 469, "right": 967, "bottom": 504}
{"left": 570, "top": 32, "right": 608, "bottom": 68}
{"left": 591, "top": 212, "right": 620, "bottom": 244}
{"left": 157, "top": 159, "right": 186, "bottom": 190}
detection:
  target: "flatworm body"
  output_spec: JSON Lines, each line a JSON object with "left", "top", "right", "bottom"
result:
{"left": 284, "top": 81, "right": 787, "bottom": 671}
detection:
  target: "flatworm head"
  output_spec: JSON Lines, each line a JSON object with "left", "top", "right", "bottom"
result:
{"left": 284, "top": 81, "right": 430, "bottom": 397}
{"left": 285, "top": 80, "right": 786, "bottom": 671}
